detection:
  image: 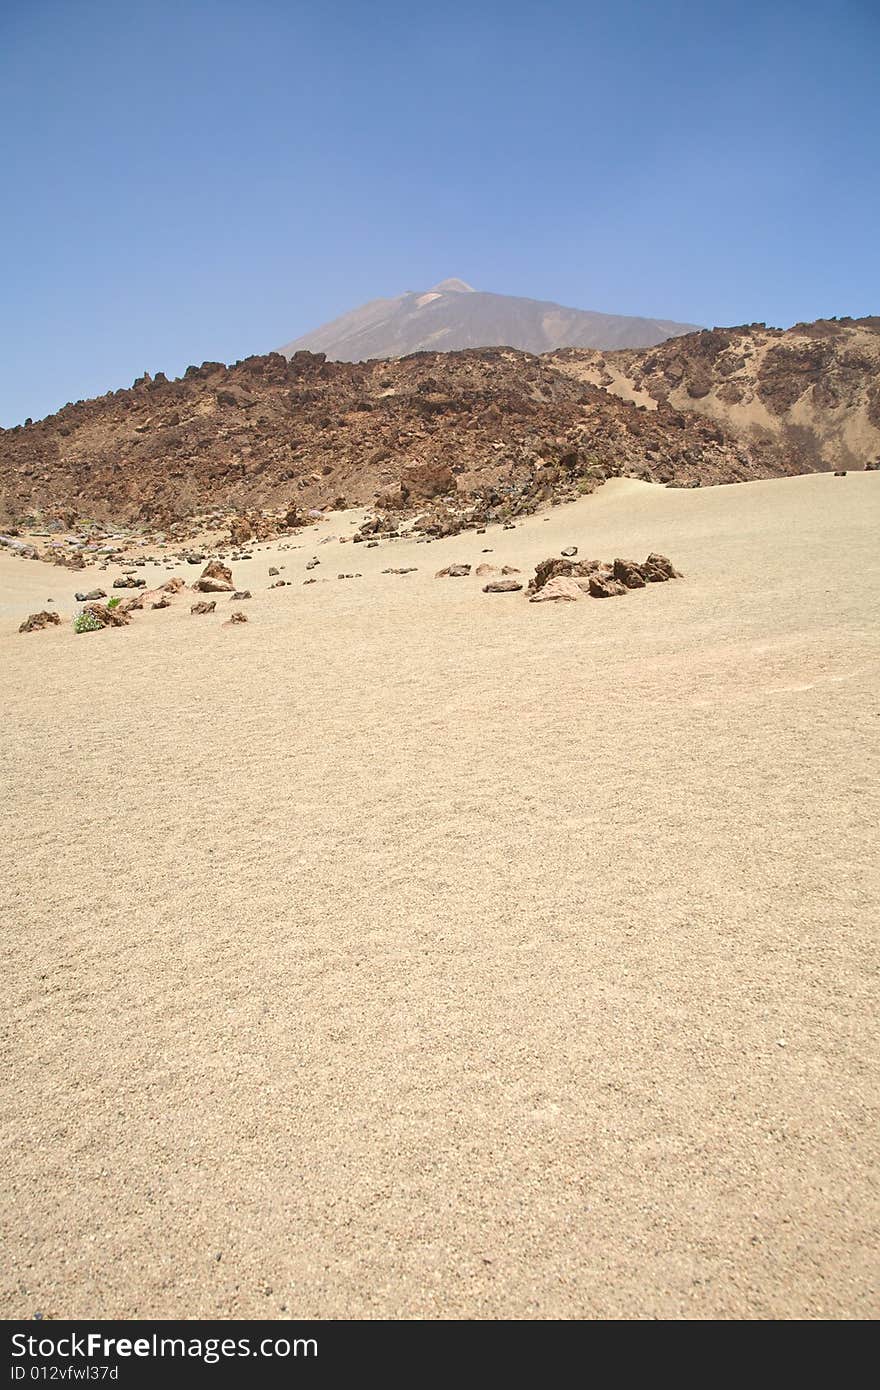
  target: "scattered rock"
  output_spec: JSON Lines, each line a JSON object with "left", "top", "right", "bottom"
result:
{"left": 226, "top": 611, "right": 248, "bottom": 624}
{"left": 483, "top": 579, "right": 523, "bottom": 593}
{"left": 268, "top": 566, "right": 279, "bottom": 576}
{"left": 475, "top": 563, "right": 501, "bottom": 576}
{"left": 561, "top": 546, "right": 578, "bottom": 557}
{"left": 231, "top": 590, "right": 252, "bottom": 600}
{"left": 85, "top": 602, "right": 131, "bottom": 626}
{"left": 588, "top": 574, "right": 627, "bottom": 598}
{"left": 435, "top": 564, "right": 471, "bottom": 578}
{"left": 194, "top": 560, "right": 234, "bottom": 592}
{"left": 151, "top": 596, "right": 171, "bottom": 609}
{"left": 74, "top": 588, "right": 107, "bottom": 601}
{"left": 113, "top": 575, "right": 146, "bottom": 589}
{"left": 190, "top": 600, "right": 216, "bottom": 615}
{"left": 833, "top": 469, "right": 847, "bottom": 477}
{"left": 19, "top": 610, "right": 62, "bottom": 633}
{"left": 612, "top": 558, "right": 647, "bottom": 589}
{"left": 642, "top": 552, "right": 682, "bottom": 581}
{"left": 529, "top": 575, "right": 582, "bottom": 602}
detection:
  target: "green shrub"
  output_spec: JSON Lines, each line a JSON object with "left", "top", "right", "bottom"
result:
{"left": 74, "top": 611, "right": 104, "bottom": 634}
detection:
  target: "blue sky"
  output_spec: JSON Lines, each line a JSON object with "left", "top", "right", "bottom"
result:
{"left": 1, "top": 0, "right": 877, "bottom": 424}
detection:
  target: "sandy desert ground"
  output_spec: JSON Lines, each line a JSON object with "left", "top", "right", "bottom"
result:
{"left": 1, "top": 472, "right": 878, "bottom": 1320}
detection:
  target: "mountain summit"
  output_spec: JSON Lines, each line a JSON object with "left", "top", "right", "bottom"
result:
{"left": 279, "top": 280, "right": 701, "bottom": 361}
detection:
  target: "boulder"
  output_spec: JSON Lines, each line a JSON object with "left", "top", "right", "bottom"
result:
{"left": 612, "top": 558, "right": 647, "bottom": 589}
{"left": 475, "top": 563, "right": 501, "bottom": 576}
{"left": 529, "top": 557, "right": 591, "bottom": 593}
{"left": 529, "top": 576, "right": 582, "bottom": 602}
{"left": 194, "top": 560, "right": 234, "bottom": 592}
{"left": 85, "top": 602, "right": 131, "bottom": 626}
{"left": 483, "top": 579, "right": 523, "bottom": 593}
{"left": 401, "top": 461, "right": 455, "bottom": 500}
{"left": 588, "top": 574, "right": 627, "bottom": 598}
{"left": 19, "top": 611, "right": 62, "bottom": 633}
{"left": 642, "top": 552, "right": 682, "bottom": 582}
{"left": 75, "top": 588, "right": 107, "bottom": 602}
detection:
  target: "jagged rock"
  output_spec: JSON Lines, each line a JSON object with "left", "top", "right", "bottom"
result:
{"left": 642, "top": 552, "right": 682, "bottom": 581}
{"left": 194, "top": 560, "right": 234, "bottom": 592}
{"left": 113, "top": 575, "right": 146, "bottom": 589}
{"left": 612, "top": 558, "right": 647, "bottom": 589}
{"left": 190, "top": 600, "right": 216, "bottom": 614}
{"left": 529, "top": 556, "right": 591, "bottom": 593}
{"left": 483, "top": 579, "right": 523, "bottom": 593}
{"left": 268, "top": 566, "right": 279, "bottom": 576}
{"left": 561, "top": 546, "right": 578, "bottom": 557}
{"left": 19, "top": 610, "right": 62, "bottom": 633}
{"left": 588, "top": 574, "right": 627, "bottom": 598}
{"left": 529, "top": 576, "right": 582, "bottom": 602}
{"left": 85, "top": 602, "right": 131, "bottom": 626}
{"left": 159, "top": 577, "right": 185, "bottom": 593}
{"left": 231, "top": 590, "right": 252, "bottom": 600}
{"left": 118, "top": 594, "right": 144, "bottom": 613}
{"left": 435, "top": 563, "right": 471, "bottom": 577}
{"left": 151, "top": 596, "right": 171, "bottom": 609}
{"left": 225, "top": 611, "right": 248, "bottom": 624}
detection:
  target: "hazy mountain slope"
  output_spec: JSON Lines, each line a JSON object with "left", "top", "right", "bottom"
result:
{"left": 549, "top": 318, "right": 880, "bottom": 471}
{"left": 280, "top": 278, "right": 701, "bottom": 360}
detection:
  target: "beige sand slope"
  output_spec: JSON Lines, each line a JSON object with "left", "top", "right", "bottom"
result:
{"left": 1, "top": 474, "right": 878, "bottom": 1320}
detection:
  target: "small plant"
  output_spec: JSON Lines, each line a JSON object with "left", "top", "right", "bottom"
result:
{"left": 107, "top": 596, "right": 121, "bottom": 608}
{"left": 74, "top": 611, "right": 104, "bottom": 634}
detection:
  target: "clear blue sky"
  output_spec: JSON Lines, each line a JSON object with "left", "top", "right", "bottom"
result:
{"left": 1, "top": 0, "right": 877, "bottom": 425}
